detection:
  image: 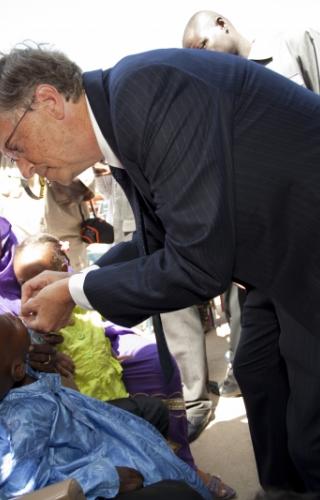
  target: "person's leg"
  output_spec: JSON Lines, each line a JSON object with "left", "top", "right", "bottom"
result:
{"left": 230, "top": 286, "right": 246, "bottom": 352}
{"left": 276, "top": 305, "right": 320, "bottom": 491}
{"left": 105, "top": 325, "right": 196, "bottom": 469}
{"left": 234, "top": 289, "right": 304, "bottom": 492}
{"left": 109, "top": 395, "right": 169, "bottom": 438}
{"left": 106, "top": 324, "right": 236, "bottom": 498}
{"left": 220, "top": 284, "right": 244, "bottom": 397}
{"left": 161, "top": 306, "right": 214, "bottom": 442}
{"left": 114, "top": 480, "right": 203, "bottom": 499}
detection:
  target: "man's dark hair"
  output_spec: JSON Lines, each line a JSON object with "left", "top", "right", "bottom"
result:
{"left": 0, "top": 42, "right": 83, "bottom": 111}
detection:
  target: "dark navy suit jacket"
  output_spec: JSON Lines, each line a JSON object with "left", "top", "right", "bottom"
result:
{"left": 82, "top": 48, "right": 320, "bottom": 336}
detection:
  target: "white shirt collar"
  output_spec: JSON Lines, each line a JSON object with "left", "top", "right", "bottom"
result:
{"left": 248, "top": 38, "right": 273, "bottom": 62}
{"left": 85, "top": 94, "right": 123, "bottom": 169}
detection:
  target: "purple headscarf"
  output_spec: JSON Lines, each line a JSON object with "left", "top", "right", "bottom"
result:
{"left": 0, "top": 216, "right": 21, "bottom": 315}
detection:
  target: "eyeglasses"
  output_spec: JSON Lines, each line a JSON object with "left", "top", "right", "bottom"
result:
{"left": 3, "top": 98, "right": 34, "bottom": 162}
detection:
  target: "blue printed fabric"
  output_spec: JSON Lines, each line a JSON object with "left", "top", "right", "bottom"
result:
{"left": 0, "top": 371, "right": 210, "bottom": 499}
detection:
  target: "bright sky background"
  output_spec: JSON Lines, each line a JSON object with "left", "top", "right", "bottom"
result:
{"left": 1, "top": 0, "right": 320, "bottom": 70}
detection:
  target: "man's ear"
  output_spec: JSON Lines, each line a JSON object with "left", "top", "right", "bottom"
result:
{"left": 34, "top": 84, "right": 65, "bottom": 120}
{"left": 11, "top": 360, "right": 26, "bottom": 383}
{"left": 216, "top": 16, "right": 229, "bottom": 34}
{"left": 216, "top": 16, "right": 225, "bottom": 27}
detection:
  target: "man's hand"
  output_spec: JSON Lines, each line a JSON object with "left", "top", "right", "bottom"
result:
{"left": 116, "top": 467, "right": 144, "bottom": 493}
{"left": 21, "top": 270, "right": 70, "bottom": 304}
{"left": 21, "top": 272, "right": 75, "bottom": 332}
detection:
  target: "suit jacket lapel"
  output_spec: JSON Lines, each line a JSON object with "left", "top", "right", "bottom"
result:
{"left": 84, "top": 71, "right": 174, "bottom": 381}
{"left": 83, "top": 69, "right": 119, "bottom": 157}
{"left": 83, "top": 70, "right": 164, "bottom": 243}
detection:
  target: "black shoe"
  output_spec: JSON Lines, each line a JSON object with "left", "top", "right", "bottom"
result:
{"left": 187, "top": 408, "right": 214, "bottom": 443}
{"left": 219, "top": 372, "right": 242, "bottom": 398}
{"left": 207, "top": 380, "right": 220, "bottom": 396}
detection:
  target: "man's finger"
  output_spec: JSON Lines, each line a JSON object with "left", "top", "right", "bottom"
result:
{"left": 21, "top": 281, "right": 43, "bottom": 304}
{"left": 22, "top": 312, "right": 53, "bottom": 333}
{"left": 21, "top": 271, "right": 57, "bottom": 305}
{"left": 20, "top": 283, "right": 34, "bottom": 304}
{"left": 20, "top": 296, "right": 38, "bottom": 317}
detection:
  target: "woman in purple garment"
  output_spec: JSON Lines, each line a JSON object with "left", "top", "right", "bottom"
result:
{"left": 105, "top": 322, "right": 193, "bottom": 467}
{"left": 0, "top": 216, "right": 20, "bottom": 315}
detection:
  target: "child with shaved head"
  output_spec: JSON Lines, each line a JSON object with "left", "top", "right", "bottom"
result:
{"left": 0, "top": 313, "right": 31, "bottom": 400}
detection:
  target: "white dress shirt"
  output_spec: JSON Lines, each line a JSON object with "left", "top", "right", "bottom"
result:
{"left": 69, "top": 95, "right": 123, "bottom": 310}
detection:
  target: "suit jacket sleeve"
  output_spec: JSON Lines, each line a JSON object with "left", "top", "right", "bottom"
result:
{"left": 96, "top": 234, "right": 140, "bottom": 267}
{"left": 84, "top": 58, "right": 236, "bottom": 326}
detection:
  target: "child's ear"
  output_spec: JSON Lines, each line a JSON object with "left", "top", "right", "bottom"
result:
{"left": 11, "top": 360, "right": 26, "bottom": 382}
{"left": 61, "top": 262, "right": 69, "bottom": 272}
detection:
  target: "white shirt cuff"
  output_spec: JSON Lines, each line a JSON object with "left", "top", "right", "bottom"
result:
{"left": 68, "top": 264, "right": 99, "bottom": 310}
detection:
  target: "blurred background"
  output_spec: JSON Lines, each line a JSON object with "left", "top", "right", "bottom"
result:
{"left": 1, "top": 0, "right": 319, "bottom": 70}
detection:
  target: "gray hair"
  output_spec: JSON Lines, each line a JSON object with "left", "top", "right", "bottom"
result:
{"left": 0, "top": 42, "right": 84, "bottom": 111}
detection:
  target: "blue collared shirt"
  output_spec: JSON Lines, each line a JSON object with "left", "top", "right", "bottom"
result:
{"left": 0, "top": 370, "right": 210, "bottom": 499}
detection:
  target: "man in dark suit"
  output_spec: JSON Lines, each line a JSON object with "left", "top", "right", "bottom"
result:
{"left": 1, "top": 45, "right": 320, "bottom": 493}
{"left": 183, "top": 10, "right": 320, "bottom": 493}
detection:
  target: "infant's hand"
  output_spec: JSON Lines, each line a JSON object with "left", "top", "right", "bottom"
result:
{"left": 116, "top": 466, "right": 144, "bottom": 493}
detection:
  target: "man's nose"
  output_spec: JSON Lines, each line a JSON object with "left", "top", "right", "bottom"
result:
{"left": 15, "top": 158, "right": 36, "bottom": 179}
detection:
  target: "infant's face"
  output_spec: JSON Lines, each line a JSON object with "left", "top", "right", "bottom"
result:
{"left": 0, "top": 315, "right": 29, "bottom": 400}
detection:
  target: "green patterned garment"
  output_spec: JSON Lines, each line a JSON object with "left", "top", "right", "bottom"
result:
{"left": 58, "top": 306, "right": 128, "bottom": 400}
